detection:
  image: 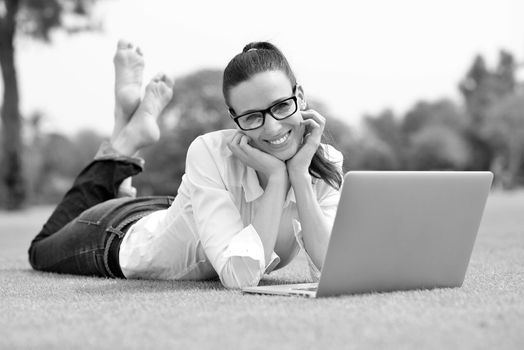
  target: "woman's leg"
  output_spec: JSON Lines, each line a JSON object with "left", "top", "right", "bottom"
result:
{"left": 112, "top": 39, "right": 145, "bottom": 198}
{"left": 31, "top": 39, "right": 146, "bottom": 244}
{"left": 29, "top": 195, "right": 174, "bottom": 278}
{"left": 30, "top": 158, "right": 143, "bottom": 246}
{"left": 28, "top": 40, "right": 174, "bottom": 276}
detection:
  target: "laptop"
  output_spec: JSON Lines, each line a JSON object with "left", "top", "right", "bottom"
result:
{"left": 242, "top": 171, "right": 493, "bottom": 298}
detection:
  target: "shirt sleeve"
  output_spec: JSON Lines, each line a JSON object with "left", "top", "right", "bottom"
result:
{"left": 185, "top": 137, "right": 278, "bottom": 289}
{"left": 221, "top": 225, "right": 281, "bottom": 288}
{"left": 293, "top": 144, "right": 345, "bottom": 280}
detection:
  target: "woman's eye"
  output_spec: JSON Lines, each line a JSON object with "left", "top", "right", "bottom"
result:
{"left": 273, "top": 100, "right": 293, "bottom": 113}
{"left": 244, "top": 113, "right": 262, "bottom": 123}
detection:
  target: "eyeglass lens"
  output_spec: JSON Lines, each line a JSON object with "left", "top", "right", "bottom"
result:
{"left": 237, "top": 98, "right": 297, "bottom": 130}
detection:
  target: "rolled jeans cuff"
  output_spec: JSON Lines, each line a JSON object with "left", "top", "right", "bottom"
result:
{"left": 94, "top": 141, "right": 145, "bottom": 169}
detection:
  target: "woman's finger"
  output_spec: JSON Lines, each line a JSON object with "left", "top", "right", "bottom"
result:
{"left": 308, "top": 111, "right": 326, "bottom": 135}
{"left": 238, "top": 135, "right": 264, "bottom": 158}
{"left": 300, "top": 110, "right": 314, "bottom": 120}
{"left": 237, "top": 134, "right": 262, "bottom": 162}
{"left": 239, "top": 134, "right": 250, "bottom": 146}
{"left": 228, "top": 134, "right": 240, "bottom": 152}
{"left": 302, "top": 109, "right": 326, "bottom": 126}
{"left": 228, "top": 134, "right": 249, "bottom": 160}
{"left": 301, "top": 119, "right": 322, "bottom": 148}
{"left": 234, "top": 132, "right": 246, "bottom": 143}
{"left": 238, "top": 135, "right": 252, "bottom": 152}
{"left": 229, "top": 132, "right": 241, "bottom": 146}
{"left": 302, "top": 118, "right": 322, "bottom": 136}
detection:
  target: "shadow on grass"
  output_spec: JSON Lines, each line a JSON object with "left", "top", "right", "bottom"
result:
{"left": 78, "top": 280, "right": 226, "bottom": 296}
{"left": 21, "top": 268, "right": 226, "bottom": 295}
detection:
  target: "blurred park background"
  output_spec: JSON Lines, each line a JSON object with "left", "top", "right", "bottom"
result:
{"left": 1, "top": 0, "right": 524, "bottom": 210}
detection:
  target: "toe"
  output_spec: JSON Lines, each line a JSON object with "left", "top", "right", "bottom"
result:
{"left": 152, "top": 72, "right": 166, "bottom": 82}
{"left": 117, "top": 39, "right": 132, "bottom": 50}
{"left": 162, "top": 75, "right": 174, "bottom": 88}
{"left": 152, "top": 73, "right": 173, "bottom": 87}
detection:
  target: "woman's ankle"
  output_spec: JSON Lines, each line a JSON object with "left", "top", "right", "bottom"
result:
{"left": 111, "top": 130, "right": 142, "bottom": 157}
{"left": 94, "top": 140, "right": 145, "bottom": 169}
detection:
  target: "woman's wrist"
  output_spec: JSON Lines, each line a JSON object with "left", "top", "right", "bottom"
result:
{"left": 289, "top": 170, "right": 311, "bottom": 187}
{"left": 267, "top": 168, "right": 289, "bottom": 185}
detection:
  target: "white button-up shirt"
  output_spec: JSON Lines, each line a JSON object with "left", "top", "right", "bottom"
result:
{"left": 119, "top": 129, "right": 343, "bottom": 289}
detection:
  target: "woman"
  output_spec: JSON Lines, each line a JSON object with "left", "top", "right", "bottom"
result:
{"left": 28, "top": 40, "right": 344, "bottom": 289}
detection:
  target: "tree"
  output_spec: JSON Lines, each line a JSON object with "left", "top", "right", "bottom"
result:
{"left": 345, "top": 133, "right": 399, "bottom": 171}
{"left": 483, "top": 93, "right": 524, "bottom": 188}
{"left": 459, "top": 55, "right": 490, "bottom": 126}
{"left": 407, "top": 125, "right": 472, "bottom": 171}
{"left": 459, "top": 51, "right": 516, "bottom": 126}
{"left": 402, "top": 99, "right": 466, "bottom": 136}
{"left": 457, "top": 51, "right": 517, "bottom": 173}
{"left": 363, "top": 109, "right": 405, "bottom": 169}
{"left": 0, "top": 0, "right": 98, "bottom": 209}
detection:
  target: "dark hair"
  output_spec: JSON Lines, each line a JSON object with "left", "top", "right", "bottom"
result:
{"left": 222, "top": 41, "right": 342, "bottom": 190}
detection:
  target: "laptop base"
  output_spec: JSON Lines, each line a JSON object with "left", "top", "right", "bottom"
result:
{"left": 242, "top": 283, "right": 318, "bottom": 298}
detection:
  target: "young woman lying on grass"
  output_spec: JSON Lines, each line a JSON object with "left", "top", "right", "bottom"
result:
{"left": 28, "top": 40, "right": 344, "bottom": 289}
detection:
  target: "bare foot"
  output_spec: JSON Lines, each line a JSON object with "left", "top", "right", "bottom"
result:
{"left": 112, "top": 73, "right": 173, "bottom": 156}
{"left": 112, "top": 39, "right": 145, "bottom": 141}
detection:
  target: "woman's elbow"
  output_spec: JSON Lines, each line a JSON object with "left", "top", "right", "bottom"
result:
{"left": 219, "top": 256, "right": 263, "bottom": 289}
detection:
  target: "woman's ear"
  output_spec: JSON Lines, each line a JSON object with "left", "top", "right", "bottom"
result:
{"left": 296, "top": 84, "right": 307, "bottom": 110}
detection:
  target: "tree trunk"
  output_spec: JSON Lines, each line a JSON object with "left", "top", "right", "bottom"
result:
{"left": 0, "top": 0, "right": 25, "bottom": 209}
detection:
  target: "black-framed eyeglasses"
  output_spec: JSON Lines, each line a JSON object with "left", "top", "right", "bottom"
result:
{"left": 229, "top": 92, "right": 298, "bottom": 131}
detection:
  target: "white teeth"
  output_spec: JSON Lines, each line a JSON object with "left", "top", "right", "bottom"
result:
{"left": 268, "top": 132, "right": 290, "bottom": 145}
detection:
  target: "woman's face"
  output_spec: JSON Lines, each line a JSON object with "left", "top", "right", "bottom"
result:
{"left": 228, "top": 70, "right": 305, "bottom": 161}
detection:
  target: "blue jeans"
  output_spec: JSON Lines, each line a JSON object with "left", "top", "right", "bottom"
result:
{"left": 28, "top": 159, "right": 174, "bottom": 278}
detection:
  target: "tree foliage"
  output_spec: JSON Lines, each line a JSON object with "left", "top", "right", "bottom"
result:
{"left": 0, "top": 0, "right": 97, "bottom": 209}
{"left": 459, "top": 50, "right": 521, "bottom": 186}
{"left": 483, "top": 93, "right": 524, "bottom": 187}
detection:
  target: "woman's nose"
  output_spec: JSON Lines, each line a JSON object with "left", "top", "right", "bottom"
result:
{"left": 263, "top": 112, "right": 281, "bottom": 132}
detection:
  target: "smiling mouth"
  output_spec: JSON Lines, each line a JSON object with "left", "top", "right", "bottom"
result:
{"left": 266, "top": 130, "right": 291, "bottom": 146}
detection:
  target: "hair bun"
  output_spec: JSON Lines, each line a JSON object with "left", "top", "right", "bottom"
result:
{"left": 242, "top": 41, "right": 278, "bottom": 53}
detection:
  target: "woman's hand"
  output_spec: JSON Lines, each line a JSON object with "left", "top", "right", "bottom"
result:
{"left": 286, "top": 109, "right": 326, "bottom": 178}
{"left": 228, "top": 132, "right": 286, "bottom": 179}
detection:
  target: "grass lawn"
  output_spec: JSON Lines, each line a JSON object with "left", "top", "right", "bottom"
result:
{"left": 1, "top": 190, "right": 523, "bottom": 350}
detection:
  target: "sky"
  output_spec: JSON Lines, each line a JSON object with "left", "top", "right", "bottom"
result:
{"left": 5, "top": 0, "right": 524, "bottom": 136}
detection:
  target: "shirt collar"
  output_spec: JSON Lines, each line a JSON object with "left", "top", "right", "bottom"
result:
{"left": 283, "top": 187, "right": 296, "bottom": 208}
